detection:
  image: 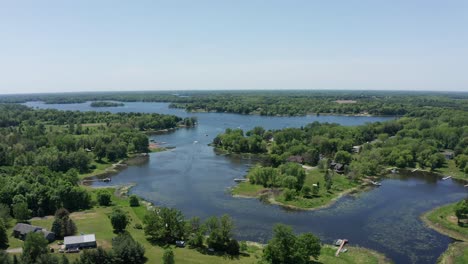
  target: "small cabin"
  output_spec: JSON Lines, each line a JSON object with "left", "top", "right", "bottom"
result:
{"left": 64, "top": 234, "right": 97, "bottom": 250}
{"left": 13, "top": 223, "right": 55, "bottom": 242}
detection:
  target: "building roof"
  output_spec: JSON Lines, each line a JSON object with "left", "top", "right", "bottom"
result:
{"left": 64, "top": 234, "right": 96, "bottom": 245}
{"left": 13, "top": 223, "right": 42, "bottom": 235}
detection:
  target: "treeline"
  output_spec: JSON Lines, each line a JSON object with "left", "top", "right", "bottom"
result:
{"left": 0, "top": 104, "right": 189, "bottom": 130}
{"left": 1, "top": 90, "right": 467, "bottom": 116}
{"left": 90, "top": 101, "right": 124, "bottom": 107}
{"left": 214, "top": 108, "right": 468, "bottom": 176}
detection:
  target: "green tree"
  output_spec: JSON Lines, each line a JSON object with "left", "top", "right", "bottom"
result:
{"left": 13, "top": 202, "right": 31, "bottom": 222}
{"left": 51, "top": 208, "right": 76, "bottom": 239}
{"left": 263, "top": 224, "right": 321, "bottom": 264}
{"left": 226, "top": 239, "right": 240, "bottom": 255}
{"left": 334, "top": 150, "right": 352, "bottom": 164}
{"left": 74, "top": 247, "right": 114, "bottom": 264}
{"left": 0, "top": 250, "right": 11, "bottom": 264}
{"left": 0, "top": 219, "right": 8, "bottom": 249}
{"left": 112, "top": 232, "right": 145, "bottom": 264}
{"left": 144, "top": 207, "right": 185, "bottom": 244}
{"left": 110, "top": 208, "right": 129, "bottom": 233}
{"left": 21, "top": 232, "right": 49, "bottom": 264}
{"left": 162, "top": 248, "right": 175, "bottom": 264}
{"left": 96, "top": 190, "right": 112, "bottom": 206}
{"left": 0, "top": 204, "right": 12, "bottom": 224}
{"left": 455, "top": 199, "right": 468, "bottom": 226}
{"left": 129, "top": 195, "right": 139, "bottom": 207}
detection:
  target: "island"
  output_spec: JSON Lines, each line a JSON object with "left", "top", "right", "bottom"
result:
{"left": 90, "top": 101, "right": 125, "bottom": 107}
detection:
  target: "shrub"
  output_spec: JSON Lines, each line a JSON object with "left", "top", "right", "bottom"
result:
{"left": 129, "top": 195, "right": 139, "bottom": 207}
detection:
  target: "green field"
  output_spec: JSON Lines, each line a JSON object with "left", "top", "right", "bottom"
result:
{"left": 422, "top": 202, "right": 468, "bottom": 241}
{"left": 232, "top": 167, "right": 360, "bottom": 210}
{"left": 422, "top": 201, "right": 468, "bottom": 264}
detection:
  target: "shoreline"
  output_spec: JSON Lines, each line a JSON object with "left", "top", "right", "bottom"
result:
{"left": 421, "top": 202, "right": 468, "bottom": 263}
{"left": 233, "top": 184, "right": 367, "bottom": 211}
{"left": 420, "top": 204, "right": 468, "bottom": 242}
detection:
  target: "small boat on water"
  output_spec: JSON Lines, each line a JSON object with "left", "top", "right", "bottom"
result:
{"left": 464, "top": 184, "right": 468, "bottom": 187}
{"left": 234, "top": 178, "right": 247, "bottom": 183}
{"left": 370, "top": 181, "right": 382, "bottom": 186}
{"left": 442, "top": 176, "right": 452, "bottom": 180}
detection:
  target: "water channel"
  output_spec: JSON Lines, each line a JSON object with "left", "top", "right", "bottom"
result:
{"left": 25, "top": 101, "right": 468, "bottom": 263}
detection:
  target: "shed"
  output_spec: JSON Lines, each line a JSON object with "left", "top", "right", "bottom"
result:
{"left": 64, "top": 234, "right": 97, "bottom": 250}
{"left": 12, "top": 223, "right": 55, "bottom": 242}
{"left": 352, "top": 146, "right": 362, "bottom": 153}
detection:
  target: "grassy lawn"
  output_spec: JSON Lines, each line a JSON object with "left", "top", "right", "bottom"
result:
{"left": 232, "top": 168, "right": 359, "bottom": 210}
{"left": 436, "top": 160, "right": 467, "bottom": 181}
{"left": 422, "top": 201, "right": 468, "bottom": 264}
{"left": 231, "top": 182, "right": 266, "bottom": 197}
{"left": 314, "top": 245, "right": 392, "bottom": 264}
{"left": 422, "top": 202, "right": 468, "bottom": 241}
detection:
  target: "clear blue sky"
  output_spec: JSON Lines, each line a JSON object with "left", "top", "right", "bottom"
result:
{"left": 1, "top": 0, "right": 467, "bottom": 94}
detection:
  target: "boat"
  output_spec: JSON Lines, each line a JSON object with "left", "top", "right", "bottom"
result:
{"left": 464, "top": 184, "right": 468, "bottom": 187}
{"left": 442, "top": 176, "right": 452, "bottom": 180}
{"left": 234, "top": 178, "right": 247, "bottom": 183}
{"left": 370, "top": 181, "right": 382, "bottom": 186}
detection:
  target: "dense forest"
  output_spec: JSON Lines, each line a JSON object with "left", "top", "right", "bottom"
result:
{"left": 1, "top": 90, "right": 467, "bottom": 116}
{"left": 0, "top": 104, "right": 195, "bottom": 217}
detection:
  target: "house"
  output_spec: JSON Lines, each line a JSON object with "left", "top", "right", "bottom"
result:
{"left": 442, "top": 150, "right": 454, "bottom": 160}
{"left": 286, "top": 155, "right": 304, "bottom": 164}
{"left": 64, "top": 234, "right": 97, "bottom": 250}
{"left": 352, "top": 146, "right": 362, "bottom": 153}
{"left": 12, "top": 223, "right": 55, "bottom": 242}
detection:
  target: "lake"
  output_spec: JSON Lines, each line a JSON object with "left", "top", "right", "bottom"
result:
{"left": 25, "top": 101, "right": 468, "bottom": 264}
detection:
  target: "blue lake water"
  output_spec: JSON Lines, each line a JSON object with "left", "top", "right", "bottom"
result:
{"left": 25, "top": 101, "right": 468, "bottom": 264}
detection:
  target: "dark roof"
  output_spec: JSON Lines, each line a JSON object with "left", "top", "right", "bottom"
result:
{"left": 13, "top": 223, "right": 42, "bottom": 235}
{"left": 287, "top": 155, "right": 303, "bottom": 163}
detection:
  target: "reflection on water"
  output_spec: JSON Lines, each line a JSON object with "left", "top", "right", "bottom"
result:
{"left": 25, "top": 101, "right": 468, "bottom": 264}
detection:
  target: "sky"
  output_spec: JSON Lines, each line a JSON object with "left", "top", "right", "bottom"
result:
{"left": 0, "top": 0, "right": 467, "bottom": 94}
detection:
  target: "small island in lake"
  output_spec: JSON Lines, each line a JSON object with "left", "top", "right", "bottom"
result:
{"left": 90, "top": 101, "right": 125, "bottom": 107}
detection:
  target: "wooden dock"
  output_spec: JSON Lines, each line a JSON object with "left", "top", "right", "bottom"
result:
{"left": 82, "top": 177, "right": 111, "bottom": 184}
{"left": 335, "top": 239, "right": 348, "bottom": 256}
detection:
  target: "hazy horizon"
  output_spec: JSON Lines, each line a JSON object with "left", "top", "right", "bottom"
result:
{"left": 1, "top": 0, "right": 467, "bottom": 94}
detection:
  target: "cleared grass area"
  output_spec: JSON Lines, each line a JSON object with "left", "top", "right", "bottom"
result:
{"left": 436, "top": 160, "right": 467, "bottom": 181}
{"left": 422, "top": 201, "right": 468, "bottom": 264}
{"left": 232, "top": 168, "right": 360, "bottom": 210}
{"left": 231, "top": 182, "right": 266, "bottom": 197}
{"left": 314, "top": 245, "right": 392, "bottom": 264}
{"left": 422, "top": 202, "right": 468, "bottom": 241}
